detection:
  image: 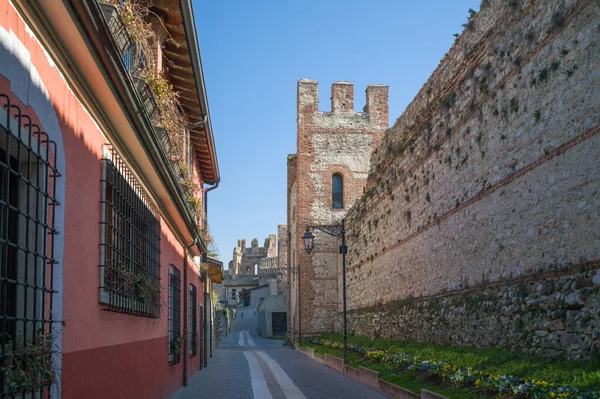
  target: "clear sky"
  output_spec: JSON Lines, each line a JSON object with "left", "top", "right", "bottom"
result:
{"left": 194, "top": 0, "right": 480, "bottom": 266}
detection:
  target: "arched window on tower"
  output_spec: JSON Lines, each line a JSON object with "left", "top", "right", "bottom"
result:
{"left": 332, "top": 174, "right": 343, "bottom": 209}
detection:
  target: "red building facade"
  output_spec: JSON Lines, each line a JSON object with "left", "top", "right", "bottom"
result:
{"left": 0, "top": 0, "right": 221, "bottom": 397}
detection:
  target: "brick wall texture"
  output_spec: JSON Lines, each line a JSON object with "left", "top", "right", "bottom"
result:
{"left": 340, "top": 0, "right": 600, "bottom": 358}
{"left": 289, "top": 80, "right": 388, "bottom": 335}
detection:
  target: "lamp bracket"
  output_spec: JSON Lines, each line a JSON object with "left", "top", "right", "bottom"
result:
{"left": 308, "top": 224, "right": 343, "bottom": 237}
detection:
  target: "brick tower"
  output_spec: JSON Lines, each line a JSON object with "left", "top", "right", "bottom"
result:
{"left": 287, "top": 80, "right": 388, "bottom": 336}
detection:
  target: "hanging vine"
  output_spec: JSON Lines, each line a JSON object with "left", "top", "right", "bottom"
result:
{"left": 100, "top": 0, "right": 189, "bottom": 177}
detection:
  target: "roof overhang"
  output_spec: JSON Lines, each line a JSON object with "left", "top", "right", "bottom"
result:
{"left": 151, "top": 0, "right": 219, "bottom": 185}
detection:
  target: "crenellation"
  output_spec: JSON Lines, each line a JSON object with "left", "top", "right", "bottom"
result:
{"left": 297, "top": 79, "right": 319, "bottom": 117}
{"left": 365, "top": 84, "right": 389, "bottom": 130}
{"left": 298, "top": 80, "right": 389, "bottom": 130}
{"left": 331, "top": 81, "right": 354, "bottom": 113}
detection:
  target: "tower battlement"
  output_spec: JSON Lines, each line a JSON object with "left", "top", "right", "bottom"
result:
{"left": 297, "top": 79, "right": 388, "bottom": 129}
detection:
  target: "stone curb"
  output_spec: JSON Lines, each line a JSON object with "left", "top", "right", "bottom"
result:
{"left": 295, "top": 345, "right": 448, "bottom": 399}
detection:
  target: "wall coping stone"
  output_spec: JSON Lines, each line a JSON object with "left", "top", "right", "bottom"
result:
{"left": 421, "top": 389, "right": 448, "bottom": 399}
{"left": 324, "top": 354, "right": 344, "bottom": 373}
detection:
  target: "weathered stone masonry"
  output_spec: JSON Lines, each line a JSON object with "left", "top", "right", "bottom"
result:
{"left": 344, "top": 0, "right": 600, "bottom": 359}
{"left": 289, "top": 81, "right": 388, "bottom": 336}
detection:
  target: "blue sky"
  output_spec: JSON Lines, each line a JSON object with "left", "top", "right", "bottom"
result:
{"left": 194, "top": 1, "right": 480, "bottom": 266}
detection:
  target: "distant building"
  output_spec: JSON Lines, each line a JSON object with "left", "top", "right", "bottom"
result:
{"left": 230, "top": 235, "right": 277, "bottom": 276}
{"left": 217, "top": 231, "right": 289, "bottom": 337}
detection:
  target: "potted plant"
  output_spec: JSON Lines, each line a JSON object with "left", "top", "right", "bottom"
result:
{"left": 131, "top": 75, "right": 157, "bottom": 119}
{"left": 154, "top": 126, "right": 171, "bottom": 154}
{"left": 98, "top": 2, "right": 133, "bottom": 58}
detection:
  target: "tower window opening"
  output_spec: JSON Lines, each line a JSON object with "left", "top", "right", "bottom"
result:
{"left": 332, "top": 174, "right": 343, "bottom": 209}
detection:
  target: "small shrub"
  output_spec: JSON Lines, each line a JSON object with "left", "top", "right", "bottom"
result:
{"left": 510, "top": 97, "right": 519, "bottom": 113}
{"left": 442, "top": 92, "right": 457, "bottom": 110}
{"left": 466, "top": 43, "right": 478, "bottom": 58}
{"left": 392, "top": 144, "right": 405, "bottom": 156}
{"left": 171, "top": 335, "right": 184, "bottom": 354}
{"left": 530, "top": 77, "right": 537, "bottom": 87}
{"left": 3, "top": 330, "right": 57, "bottom": 394}
{"left": 537, "top": 67, "right": 549, "bottom": 82}
{"left": 551, "top": 11, "right": 566, "bottom": 31}
{"left": 525, "top": 30, "right": 535, "bottom": 42}
{"left": 565, "top": 64, "right": 578, "bottom": 77}
{"left": 514, "top": 55, "right": 522, "bottom": 66}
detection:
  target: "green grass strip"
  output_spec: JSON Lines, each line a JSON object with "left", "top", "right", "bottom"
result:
{"left": 306, "top": 333, "right": 600, "bottom": 399}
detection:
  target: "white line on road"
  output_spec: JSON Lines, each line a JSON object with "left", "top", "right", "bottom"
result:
{"left": 245, "top": 330, "right": 255, "bottom": 346}
{"left": 256, "top": 351, "right": 307, "bottom": 399}
{"left": 238, "top": 330, "right": 245, "bottom": 346}
{"left": 243, "top": 351, "right": 273, "bottom": 399}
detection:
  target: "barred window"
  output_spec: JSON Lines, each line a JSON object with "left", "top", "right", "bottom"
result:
{"left": 168, "top": 266, "right": 181, "bottom": 364}
{"left": 0, "top": 94, "right": 60, "bottom": 396}
{"left": 189, "top": 284, "right": 197, "bottom": 357}
{"left": 99, "top": 145, "right": 161, "bottom": 318}
{"left": 332, "top": 174, "right": 343, "bottom": 209}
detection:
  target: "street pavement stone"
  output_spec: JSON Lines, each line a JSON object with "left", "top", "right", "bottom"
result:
{"left": 171, "top": 309, "right": 388, "bottom": 398}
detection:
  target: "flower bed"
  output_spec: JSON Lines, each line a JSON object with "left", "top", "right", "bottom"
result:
{"left": 308, "top": 338, "right": 599, "bottom": 399}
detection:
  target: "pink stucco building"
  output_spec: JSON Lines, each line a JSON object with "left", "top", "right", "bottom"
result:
{"left": 0, "top": 0, "right": 222, "bottom": 397}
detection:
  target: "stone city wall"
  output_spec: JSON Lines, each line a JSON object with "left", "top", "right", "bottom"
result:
{"left": 344, "top": 0, "right": 600, "bottom": 358}
{"left": 349, "top": 262, "right": 599, "bottom": 359}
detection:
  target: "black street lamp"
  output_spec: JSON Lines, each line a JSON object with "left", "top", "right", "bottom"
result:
{"left": 302, "top": 219, "right": 348, "bottom": 364}
{"left": 288, "top": 264, "right": 301, "bottom": 344}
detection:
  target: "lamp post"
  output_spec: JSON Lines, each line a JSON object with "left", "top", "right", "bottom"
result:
{"left": 288, "top": 264, "right": 301, "bottom": 344}
{"left": 302, "top": 219, "right": 348, "bottom": 364}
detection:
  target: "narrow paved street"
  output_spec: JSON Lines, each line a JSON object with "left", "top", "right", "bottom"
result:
{"left": 172, "top": 307, "right": 387, "bottom": 399}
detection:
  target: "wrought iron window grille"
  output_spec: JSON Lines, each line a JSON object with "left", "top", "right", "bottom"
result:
{"left": 188, "top": 284, "right": 197, "bottom": 357}
{"left": 0, "top": 93, "right": 60, "bottom": 396}
{"left": 99, "top": 145, "right": 161, "bottom": 318}
{"left": 168, "top": 265, "right": 181, "bottom": 365}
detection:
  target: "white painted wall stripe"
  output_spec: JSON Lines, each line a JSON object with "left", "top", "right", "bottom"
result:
{"left": 243, "top": 351, "right": 273, "bottom": 399}
{"left": 256, "top": 351, "right": 307, "bottom": 399}
{"left": 245, "top": 330, "right": 255, "bottom": 346}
